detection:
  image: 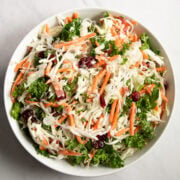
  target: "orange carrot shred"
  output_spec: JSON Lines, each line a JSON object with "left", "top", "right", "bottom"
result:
{"left": 108, "top": 55, "right": 119, "bottom": 61}
{"left": 72, "top": 12, "right": 79, "bottom": 19}
{"left": 111, "top": 100, "right": 120, "bottom": 130}
{"left": 115, "top": 128, "right": 129, "bottom": 136}
{"left": 109, "top": 99, "right": 117, "bottom": 123}
{"left": 156, "top": 66, "right": 166, "bottom": 72}
{"left": 99, "top": 72, "right": 111, "bottom": 95}
{"left": 130, "top": 102, "right": 136, "bottom": 136}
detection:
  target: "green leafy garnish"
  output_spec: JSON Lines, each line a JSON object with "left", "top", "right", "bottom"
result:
{"left": 12, "top": 82, "right": 26, "bottom": 98}
{"left": 64, "top": 76, "right": 78, "bottom": 96}
{"left": 119, "top": 42, "right": 130, "bottom": 55}
{"left": 59, "top": 18, "right": 81, "bottom": 41}
{"left": 10, "top": 102, "right": 22, "bottom": 120}
{"left": 34, "top": 106, "right": 46, "bottom": 120}
{"left": 140, "top": 33, "right": 150, "bottom": 50}
{"left": 42, "top": 124, "right": 51, "bottom": 132}
{"left": 121, "top": 57, "right": 128, "bottom": 65}
{"left": 28, "top": 78, "right": 48, "bottom": 99}
{"left": 104, "top": 11, "right": 110, "bottom": 17}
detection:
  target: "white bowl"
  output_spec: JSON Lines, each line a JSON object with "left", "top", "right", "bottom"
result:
{"left": 4, "top": 7, "right": 175, "bottom": 177}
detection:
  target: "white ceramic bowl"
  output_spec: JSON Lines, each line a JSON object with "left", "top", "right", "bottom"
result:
{"left": 4, "top": 8, "right": 175, "bottom": 177}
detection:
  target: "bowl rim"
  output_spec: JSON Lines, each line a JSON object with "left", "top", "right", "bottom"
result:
{"left": 3, "top": 7, "right": 176, "bottom": 177}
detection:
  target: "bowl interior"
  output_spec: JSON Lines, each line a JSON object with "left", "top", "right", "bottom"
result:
{"left": 4, "top": 8, "right": 175, "bottom": 177}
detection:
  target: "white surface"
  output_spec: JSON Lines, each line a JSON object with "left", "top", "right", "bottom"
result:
{"left": 0, "top": 0, "right": 180, "bottom": 179}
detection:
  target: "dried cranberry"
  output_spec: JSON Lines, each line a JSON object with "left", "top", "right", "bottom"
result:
{"left": 49, "top": 54, "right": 55, "bottom": 59}
{"left": 131, "top": 91, "right": 140, "bottom": 102}
{"left": 55, "top": 92, "right": 66, "bottom": 101}
{"left": 146, "top": 62, "right": 150, "bottom": 68}
{"left": 37, "top": 51, "right": 45, "bottom": 58}
{"left": 164, "top": 80, "right": 168, "bottom": 90}
{"left": 98, "top": 141, "right": 105, "bottom": 148}
{"left": 31, "top": 117, "right": 37, "bottom": 123}
{"left": 97, "top": 134, "right": 107, "bottom": 141}
{"left": 21, "top": 109, "right": 34, "bottom": 124}
{"left": 100, "top": 95, "right": 106, "bottom": 108}
{"left": 53, "top": 112, "right": 61, "bottom": 117}
{"left": 92, "top": 141, "right": 99, "bottom": 149}
{"left": 78, "top": 56, "right": 95, "bottom": 68}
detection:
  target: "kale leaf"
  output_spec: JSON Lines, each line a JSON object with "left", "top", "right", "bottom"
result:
{"left": 28, "top": 78, "right": 48, "bottom": 99}
{"left": 140, "top": 33, "right": 150, "bottom": 50}
{"left": 10, "top": 102, "right": 22, "bottom": 120}
{"left": 59, "top": 18, "right": 81, "bottom": 41}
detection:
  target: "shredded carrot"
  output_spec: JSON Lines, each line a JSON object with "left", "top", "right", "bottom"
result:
{"left": 45, "top": 24, "right": 49, "bottom": 33}
{"left": 156, "top": 66, "right": 166, "bottom": 72}
{"left": 108, "top": 55, "right": 119, "bottom": 61}
{"left": 111, "top": 100, "right": 120, "bottom": 130}
{"left": 129, "top": 61, "right": 140, "bottom": 69}
{"left": 39, "top": 145, "right": 46, "bottom": 151}
{"left": 42, "top": 137, "right": 49, "bottom": 146}
{"left": 160, "top": 89, "right": 168, "bottom": 102}
{"left": 44, "top": 61, "right": 52, "bottom": 76}
{"left": 44, "top": 102, "right": 59, "bottom": 107}
{"left": 59, "top": 150, "right": 82, "bottom": 156}
{"left": 68, "top": 114, "right": 75, "bottom": 126}
{"left": 120, "top": 86, "right": 128, "bottom": 96}
{"left": 141, "top": 50, "right": 148, "bottom": 59}
{"left": 131, "top": 20, "right": 137, "bottom": 25}
{"left": 14, "top": 58, "right": 28, "bottom": 72}
{"left": 54, "top": 32, "right": 96, "bottom": 48}
{"left": 109, "top": 99, "right": 118, "bottom": 123}
{"left": 72, "top": 12, "right": 79, "bottom": 19}
{"left": 91, "top": 69, "right": 106, "bottom": 93}
{"left": 88, "top": 149, "right": 97, "bottom": 166}
{"left": 25, "top": 99, "right": 40, "bottom": 105}
{"left": 129, "top": 102, "right": 136, "bottom": 136}
{"left": 110, "top": 27, "right": 117, "bottom": 36}
{"left": 94, "top": 60, "right": 106, "bottom": 68}
{"left": 115, "top": 38, "right": 122, "bottom": 47}
{"left": 154, "top": 105, "right": 159, "bottom": 111}
{"left": 115, "top": 128, "right": 129, "bottom": 136}
{"left": 86, "top": 98, "right": 93, "bottom": 103}
{"left": 76, "top": 135, "right": 87, "bottom": 144}
{"left": 99, "top": 72, "right": 111, "bottom": 95}
{"left": 56, "top": 68, "right": 72, "bottom": 73}
{"left": 95, "top": 40, "right": 99, "bottom": 47}
{"left": 134, "top": 126, "right": 141, "bottom": 134}
{"left": 139, "top": 84, "right": 155, "bottom": 95}
{"left": 10, "top": 72, "right": 24, "bottom": 102}
{"left": 93, "top": 114, "right": 104, "bottom": 130}
{"left": 57, "top": 116, "right": 67, "bottom": 124}
{"left": 65, "top": 16, "right": 72, "bottom": 23}
{"left": 160, "top": 101, "right": 166, "bottom": 118}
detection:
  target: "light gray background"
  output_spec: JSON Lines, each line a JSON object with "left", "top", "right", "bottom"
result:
{"left": 0, "top": 0, "right": 180, "bottom": 179}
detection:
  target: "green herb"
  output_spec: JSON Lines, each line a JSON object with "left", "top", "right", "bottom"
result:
{"left": 64, "top": 76, "right": 78, "bottom": 96}
{"left": 125, "top": 133, "right": 146, "bottom": 149}
{"left": 122, "top": 97, "right": 132, "bottom": 114}
{"left": 140, "top": 33, "right": 150, "bottom": 50}
{"left": 119, "top": 42, "right": 130, "bottom": 55}
{"left": 10, "top": 102, "right": 22, "bottom": 120}
{"left": 34, "top": 144, "right": 50, "bottom": 158}
{"left": 28, "top": 78, "right": 48, "bottom": 99}
{"left": 104, "top": 40, "right": 119, "bottom": 56}
{"left": 121, "top": 57, "right": 128, "bottom": 65}
{"left": 144, "top": 74, "right": 161, "bottom": 87}
{"left": 104, "top": 11, "right": 110, "bottom": 17}
{"left": 34, "top": 54, "right": 41, "bottom": 67}
{"left": 55, "top": 105, "right": 64, "bottom": 114}
{"left": 42, "top": 124, "right": 51, "bottom": 132}
{"left": 35, "top": 106, "right": 46, "bottom": 120}
{"left": 80, "top": 118, "right": 86, "bottom": 122}
{"left": 91, "top": 145, "right": 124, "bottom": 168}
{"left": 12, "top": 82, "right": 26, "bottom": 98}
{"left": 59, "top": 18, "right": 81, "bottom": 41}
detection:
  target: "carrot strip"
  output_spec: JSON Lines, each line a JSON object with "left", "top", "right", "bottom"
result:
{"left": 110, "top": 27, "right": 117, "bottom": 36}
{"left": 99, "top": 72, "right": 111, "bottom": 95}
{"left": 72, "top": 12, "right": 79, "bottom": 19}
{"left": 56, "top": 68, "right": 72, "bottom": 73}
{"left": 108, "top": 55, "right": 119, "bottom": 61}
{"left": 45, "top": 24, "right": 49, "bottom": 33}
{"left": 109, "top": 99, "right": 118, "bottom": 123}
{"left": 39, "top": 145, "right": 46, "bottom": 151}
{"left": 134, "top": 126, "right": 141, "bottom": 134}
{"left": 156, "top": 66, "right": 166, "bottom": 72}
{"left": 160, "top": 89, "right": 168, "bottom": 102}
{"left": 141, "top": 50, "right": 148, "bottom": 59}
{"left": 59, "top": 150, "right": 82, "bottom": 156}
{"left": 54, "top": 32, "right": 96, "bottom": 48}
{"left": 115, "top": 38, "right": 122, "bottom": 47}
{"left": 129, "top": 102, "right": 136, "bottom": 136}
{"left": 93, "top": 114, "right": 104, "bottom": 130}
{"left": 14, "top": 58, "right": 28, "bottom": 72}
{"left": 91, "top": 69, "right": 106, "bottom": 93}
{"left": 95, "top": 41, "right": 99, "bottom": 47}
{"left": 94, "top": 60, "right": 106, "bottom": 68}
{"left": 115, "top": 128, "right": 129, "bottom": 136}
{"left": 57, "top": 116, "right": 67, "bottom": 124}
{"left": 44, "top": 61, "right": 52, "bottom": 76}
{"left": 68, "top": 114, "right": 75, "bottom": 126}
{"left": 111, "top": 100, "right": 120, "bottom": 130}
{"left": 42, "top": 137, "right": 49, "bottom": 146}
{"left": 10, "top": 72, "right": 24, "bottom": 102}
{"left": 160, "top": 101, "right": 166, "bottom": 118}
{"left": 25, "top": 99, "right": 40, "bottom": 105}
{"left": 87, "top": 149, "right": 97, "bottom": 166}
{"left": 76, "top": 135, "right": 87, "bottom": 144}
{"left": 65, "top": 16, "right": 72, "bottom": 23}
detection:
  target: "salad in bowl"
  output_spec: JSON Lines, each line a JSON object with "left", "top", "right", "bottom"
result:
{"left": 9, "top": 11, "right": 169, "bottom": 169}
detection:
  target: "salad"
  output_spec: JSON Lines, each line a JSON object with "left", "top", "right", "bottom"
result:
{"left": 10, "top": 12, "right": 169, "bottom": 168}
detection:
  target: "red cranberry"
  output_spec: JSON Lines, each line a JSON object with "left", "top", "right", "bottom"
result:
{"left": 131, "top": 91, "right": 140, "bottom": 102}
{"left": 98, "top": 141, "right": 105, "bottom": 148}
{"left": 100, "top": 95, "right": 106, "bottom": 108}
{"left": 97, "top": 134, "right": 107, "bottom": 141}
{"left": 37, "top": 51, "right": 45, "bottom": 58}
{"left": 53, "top": 112, "right": 61, "bottom": 117}
{"left": 21, "top": 109, "right": 34, "bottom": 124}
{"left": 78, "top": 56, "right": 95, "bottom": 68}
{"left": 164, "top": 80, "right": 168, "bottom": 90}
{"left": 92, "top": 141, "right": 99, "bottom": 149}
{"left": 49, "top": 54, "right": 55, "bottom": 59}
{"left": 55, "top": 92, "right": 66, "bottom": 101}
